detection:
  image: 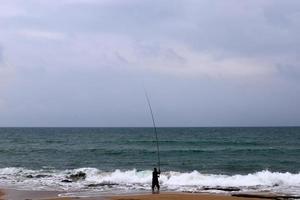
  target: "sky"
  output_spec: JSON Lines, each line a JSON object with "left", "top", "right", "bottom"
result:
{"left": 0, "top": 0, "right": 300, "bottom": 127}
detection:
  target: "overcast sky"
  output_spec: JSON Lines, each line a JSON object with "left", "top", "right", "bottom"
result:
{"left": 0, "top": 0, "right": 300, "bottom": 127}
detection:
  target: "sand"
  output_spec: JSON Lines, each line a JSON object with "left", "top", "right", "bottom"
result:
{"left": 0, "top": 189, "right": 270, "bottom": 200}
{"left": 4, "top": 188, "right": 295, "bottom": 200}
{"left": 41, "top": 193, "right": 266, "bottom": 200}
{"left": 0, "top": 189, "right": 61, "bottom": 200}
{"left": 109, "top": 193, "right": 264, "bottom": 200}
{"left": 0, "top": 190, "right": 4, "bottom": 200}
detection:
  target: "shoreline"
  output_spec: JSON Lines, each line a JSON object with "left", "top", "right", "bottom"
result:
{"left": 109, "top": 193, "right": 264, "bottom": 200}
{"left": 0, "top": 189, "right": 61, "bottom": 200}
{"left": 1, "top": 188, "right": 296, "bottom": 200}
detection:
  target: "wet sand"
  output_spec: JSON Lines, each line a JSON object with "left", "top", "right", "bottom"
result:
{"left": 109, "top": 193, "right": 264, "bottom": 200}
{"left": 34, "top": 193, "right": 265, "bottom": 200}
{"left": 0, "top": 190, "right": 4, "bottom": 200}
{"left": 0, "top": 189, "right": 61, "bottom": 200}
{"left": 0, "top": 189, "right": 269, "bottom": 200}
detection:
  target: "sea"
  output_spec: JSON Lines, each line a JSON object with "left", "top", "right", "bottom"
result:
{"left": 0, "top": 127, "right": 299, "bottom": 197}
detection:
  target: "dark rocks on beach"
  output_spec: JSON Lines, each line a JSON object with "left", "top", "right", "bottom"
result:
{"left": 183, "top": 186, "right": 241, "bottom": 194}
{"left": 87, "top": 183, "right": 118, "bottom": 187}
{"left": 70, "top": 171, "right": 86, "bottom": 180}
{"left": 64, "top": 171, "right": 86, "bottom": 182}
{"left": 202, "top": 186, "right": 241, "bottom": 192}
{"left": 61, "top": 179, "right": 72, "bottom": 183}
{"left": 26, "top": 174, "right": 50, "bottom": 179}
{"left": 232, "top": 193, "right": 300, "bottom": 199}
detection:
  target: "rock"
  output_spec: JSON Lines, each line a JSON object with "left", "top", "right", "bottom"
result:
{"left": 87, "top": 183, "right": 118, "bottom": 187}
{"left": 26, "top": 174, "right": 50, "bottom": 178}
{"left": 202, "top": 187, "right": 241, "bottom": 192}
{"left": 232, "top": 193, "right": 300, "bottom": 199}
{"left": 35, "top": 174, "right": 49, "bottom": 178}
{"left": 61, "top": 179, "right": 72, "bottom": 183}
{"left": 67, "top": 171, "right": 86, "bottom": 181}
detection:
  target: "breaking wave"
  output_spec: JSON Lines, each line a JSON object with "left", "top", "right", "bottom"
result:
{"left": 0, "top": 167, "right": 300, "bottom": 196}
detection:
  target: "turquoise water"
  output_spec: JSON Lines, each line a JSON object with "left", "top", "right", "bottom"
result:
{"left": 0, "top": 127, "right": 299, "bottom": 195}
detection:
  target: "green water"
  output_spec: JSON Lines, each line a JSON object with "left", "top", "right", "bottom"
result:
{"left": 0, "top": 127, "right": 299, "bottom": 174}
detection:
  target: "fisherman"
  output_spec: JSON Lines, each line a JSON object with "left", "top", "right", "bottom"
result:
{"left": 152, "top": 167, "right": 160, "bottom": 193}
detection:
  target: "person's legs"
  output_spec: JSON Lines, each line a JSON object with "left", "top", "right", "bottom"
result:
{"left": 152, "top": 182, "right": 161, "bottom": 193}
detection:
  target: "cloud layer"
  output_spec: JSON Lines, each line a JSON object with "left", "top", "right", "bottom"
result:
{"left": 0, "top": 0, "right": 299, "bottom": 126}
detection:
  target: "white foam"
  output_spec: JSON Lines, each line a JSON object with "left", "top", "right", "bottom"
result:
{"left": 0, "top": 167, "right": 299, "bottom": 195}
{"left": 162, "top": 170, "right": 300, "bottom": 187}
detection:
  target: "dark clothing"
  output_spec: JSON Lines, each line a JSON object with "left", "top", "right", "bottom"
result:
{"left": 152, "top": 170, "right": 160, "bottom": 191}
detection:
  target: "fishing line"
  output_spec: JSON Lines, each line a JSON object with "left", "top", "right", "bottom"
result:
{"left": 143, "top": 88, "right": 161, "bottom": 171}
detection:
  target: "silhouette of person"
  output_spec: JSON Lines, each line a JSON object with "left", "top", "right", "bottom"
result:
{"left": 152, "top": 167, "right": 160, "bottom": 193}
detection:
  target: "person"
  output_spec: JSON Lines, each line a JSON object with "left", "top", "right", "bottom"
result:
{"left": 152, "top": 167, "right": 160, "bottom": 193}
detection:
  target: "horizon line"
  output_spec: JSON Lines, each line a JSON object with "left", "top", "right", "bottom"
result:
{"left": 0, "top": 126, "right": 299, "bottom": 128}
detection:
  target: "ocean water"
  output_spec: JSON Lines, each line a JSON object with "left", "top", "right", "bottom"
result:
{"left": 0, "top": 127, "right": 299, "bottom": 196}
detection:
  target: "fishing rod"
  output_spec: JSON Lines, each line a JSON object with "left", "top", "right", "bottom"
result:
{"left": 144, "top": 89, "right": 161, "bottom": 171}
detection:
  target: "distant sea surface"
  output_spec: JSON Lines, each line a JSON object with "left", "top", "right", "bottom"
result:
{"left": 0, "top": 127, "right": 299, "bottom": 196}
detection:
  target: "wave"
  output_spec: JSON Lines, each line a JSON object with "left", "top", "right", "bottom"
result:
{"left": 0, "top": 167, "right": 300, "bottom": 195}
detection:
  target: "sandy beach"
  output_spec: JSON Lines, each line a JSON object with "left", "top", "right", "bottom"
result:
{"left": 109, "top": 193, "right": 264, "bottom": 200}
{"left": 0, "top": 189, "right": 275, "bottom": 200}
{"left": 0, "top": 190, "right": 4, "bottom": 200}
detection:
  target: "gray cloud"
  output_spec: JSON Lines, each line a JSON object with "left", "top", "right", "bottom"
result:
{"left": 0, "top": 0, "right": 300, "bottom": 126}
{"left": 276, "top": 64, "right": 300, "bottom": 80}
{"left": 0, "top": 46, "right": 3, "bottom": 63}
